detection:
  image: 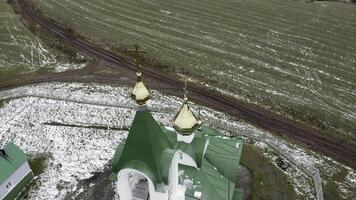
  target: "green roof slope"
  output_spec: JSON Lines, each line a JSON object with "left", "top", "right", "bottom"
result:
{"left": 179, "top": 159, "right": 236, "bottom": 200}
{"left": 204, "top": 137, "right": 243, "bottom": 182}
{"left": 177, "top": 127, "right": 244, "bottom": 200}
{"left": 0, "top": 143, "right": 28, "bottom": 184}
{"left": 112, "top": 108, "right": 174, "bottom": 189}
{"left": 163, "top": 126, "right": 243, "bottom": 183}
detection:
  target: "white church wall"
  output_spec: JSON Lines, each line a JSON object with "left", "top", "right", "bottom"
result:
{"left": 117, "top": 168, "right": 169, "bottom": 200}
{"left": 177, "top": 133, "right": 195, "bottom": 144}
{"left": 169, "top": 152, "right": 180, "bottom": 189}
{"left": 0, "top": 162, "right": 33, "bottom": 199}
{"left": 168, "top": 152, "right": 186, "bottom": 200}
{"left": 164, "top": 126, "right": 194, "bottom": 144}
{"left": 117, "top": 170, "right": 132, "bottom": 200}
{"left": 177, "top": 151, "right": 197, "bottom": 169}
{"left": 169, "top": 185, "right": 186, "bottom": 200}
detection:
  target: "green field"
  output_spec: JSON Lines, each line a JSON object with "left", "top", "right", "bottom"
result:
{"left": 0, "top": 1, "right": 88, "bottom": 83}
{"left": 0, "top": 1, "right": 59, "bottom": 75}
{"left": 240, "top": 144, "right": 299, "bottom": 200}
{"left": 33, "top": 0, "right": 356, "bottom": 140}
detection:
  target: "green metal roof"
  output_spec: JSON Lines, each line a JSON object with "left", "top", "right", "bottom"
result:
{"left": 177, "top": 129, "right": 244, "bottom": 200}
{"left": 179, "top": 160, "right": 236, "bottom": 200}
{"left": 112, "top": 107, "right": 175, "bottom": 188}
{"left": 162, "top": 127, "right": 207, "bottom": 168}
{"left": 112, "top": 109, "right": 244, "bottom": 200}
{"left": 204, "top": 137, "right": 243, "bottom": 182}
{"left": 0, "top": 143, "right": 28, "bottom": 184}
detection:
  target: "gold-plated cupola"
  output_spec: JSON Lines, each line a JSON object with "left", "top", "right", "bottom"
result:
{"left": 129, "top": 44, "right": 150, "bottom": 105}
{"left": 173, "top": 81, "right": 202, "bottom": 135}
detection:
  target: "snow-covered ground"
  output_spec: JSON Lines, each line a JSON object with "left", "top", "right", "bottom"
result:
{"left": 0, "top": 82, "right": 355, "bottom": 199}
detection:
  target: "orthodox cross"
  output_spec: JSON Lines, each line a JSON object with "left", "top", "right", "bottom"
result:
{"left": 128, "top": 44, "right": 146, "bottom": 73}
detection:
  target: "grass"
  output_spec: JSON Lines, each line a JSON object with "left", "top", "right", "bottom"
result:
{"left": 0, "top": 64, "right": 55, "bottom": 87}
{"left": 0, "top": 1, "right": 59, "bottom": 75}
{"left": 33, "top": 0, "right": 356, "bottom": 142}
{"left": 320, "top": 163, "right": 356, "bottom": 200}
{"left": 28, "top": 155, "right": 47, "bottom": 176}
{"left": 0, "top": 64, "right": 53, "bottom": 78}
{"left": 323, "top": 181, "right": 345, "bottom": 200}
{"left": 0, "top": 1, "right": 89, "bottom": 88}
{"left": 306, "top": 0, "right": 356, "bottom": 2}
{"left": 240, "top": 144, "right": 299, "bottom": 200}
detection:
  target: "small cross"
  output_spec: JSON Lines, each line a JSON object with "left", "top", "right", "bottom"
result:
{"left": 128, "top": 44, "right": 146, "bottom": 72}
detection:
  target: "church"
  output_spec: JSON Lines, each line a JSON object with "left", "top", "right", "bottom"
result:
{"left": 111, "top": 45, "right": 244, "bottom": 200}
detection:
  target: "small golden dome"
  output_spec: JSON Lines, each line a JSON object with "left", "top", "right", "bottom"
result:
{"left": 173, "top": 83, "right": 202, "bottom": 134}
{"left": 128, "top": 44, "right": 150, "bottom": 105}
{"left": 131, "top": 72, "right": 150, "bottom": 105}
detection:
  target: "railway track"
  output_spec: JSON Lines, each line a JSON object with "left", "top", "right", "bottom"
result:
{"left": 17, "top": 0, "right": 356, "bottom": 169}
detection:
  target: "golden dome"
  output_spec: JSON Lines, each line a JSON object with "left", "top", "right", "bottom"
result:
{"left": 173, "top": 83, "right": 202, "bottom": 135}
{"left": 129, "top": 44, "right": 150, "bottom": 105}
{"left": 131, "top": 72, "right": 150, "bottom": 105}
